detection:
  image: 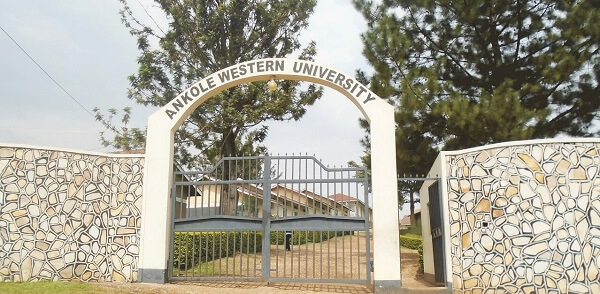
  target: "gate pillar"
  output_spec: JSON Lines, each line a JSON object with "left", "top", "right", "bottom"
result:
{"left": 138, "top": 121, "right": 173, "bottom": 283}
{"left": 370, "top": 107, "right": 402, "bottom": 291}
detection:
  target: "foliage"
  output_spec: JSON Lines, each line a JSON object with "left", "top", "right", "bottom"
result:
{"left": 356, "top": 0, "right": 600, "bottom": 143}
{"left": 241, "top": 196, "right": 258, "bottom": 217}
{"left": 105, "top": 0, "right": 323, "bottom": 168}
{"left": 399, "top": 235, "right": 423, "bottom": 250}
{"left": 399, "top": 218, "right": 422, "bottom": 237}
{"left": 93, "top": 107, "right": 146, "bottom": 151}
{"left": 353, "top": 0, "right": 600, "bottom": 208}
{"left": 173, "top": 230, "right": 352, "bottom": 269}
{"left": 173, "top": 231, "right": 262, "bottom": 269}
{"left": 269, "top": 230, "right": 350, "bottom": 246}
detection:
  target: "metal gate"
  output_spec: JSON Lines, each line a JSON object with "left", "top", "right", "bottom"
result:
{"left": 428, "top": 181, "right": 446, "bottom": 285}
{"left": 169, "top": 155, "right": 372, "bottom": 284}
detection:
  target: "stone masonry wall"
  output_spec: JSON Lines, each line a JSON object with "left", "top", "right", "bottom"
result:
{"left": 0, "top": 146, "right": 144, "bottom": 282}
{"left": 446, "top": 142, "right": 600, "bottom": 293}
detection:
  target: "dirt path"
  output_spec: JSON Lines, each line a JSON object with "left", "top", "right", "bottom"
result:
{"left": 99, "top": 281, "right": 372, "bottom": 294}
{"left": 148, "top": 234, "right": 441, "bottom": 293}
{"left": 399, "top": 248, "right": 438, "bottom": 288}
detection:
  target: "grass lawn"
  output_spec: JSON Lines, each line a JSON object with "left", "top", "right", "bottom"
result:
{"left": 0, "top": 281, "right": 119, "bottom": 294}
{"left": 173, "top": 259, "right": 221, "bottom": 277}
{"left": 400, "top": 233, "right": 423, "bottom": 239}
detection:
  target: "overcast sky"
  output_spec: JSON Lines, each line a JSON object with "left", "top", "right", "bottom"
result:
{"left": 0, "top": 1, "right": 417, "bottom": 216}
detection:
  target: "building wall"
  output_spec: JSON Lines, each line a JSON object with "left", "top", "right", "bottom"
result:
{"left": 0, "top": 145, "right": 144, "bottom": 282}
{"left": 271, "top": 186, "right": 330, "bottom": 216}
{"left": 444, "top": 140, "right": 600, "bottom": 293}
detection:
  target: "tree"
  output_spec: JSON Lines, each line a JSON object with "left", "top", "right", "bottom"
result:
{"left": 106, "top": 0, "right": 323, "bottom": 215}
{"left": 116, "top": 0, "right": 322, "bottom": 165}
{"left": 354, "top": 0, "right": 600, "bottom": 224}
{"left": 93, "top": 107, "right": 146, "bottom": 151}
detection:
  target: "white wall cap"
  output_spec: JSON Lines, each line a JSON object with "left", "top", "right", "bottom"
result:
{"left": 441, "top": 137, "right": 600, "bottom": 157}
{"left": 0, "top": 142, "right": 145, "bottom": 158}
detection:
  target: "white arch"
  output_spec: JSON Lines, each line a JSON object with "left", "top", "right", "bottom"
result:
{"left": 139, "top": 58, "right": 400, "bottom": 291}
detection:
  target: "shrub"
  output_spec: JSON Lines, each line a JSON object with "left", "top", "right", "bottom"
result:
{"left": 173, "top": 230, "right": 355, "bottom": 269}
{"left": 270, "top": 230, "right": 351, "bottom": 246}
{"left": 400, "top": 235, "right": 422, "bottom": 250}
{"left": 173, "top": 231, "right": 262, "bottom": 269}
{"left": 399, "top": 219, "right": 423, "bottom": 236}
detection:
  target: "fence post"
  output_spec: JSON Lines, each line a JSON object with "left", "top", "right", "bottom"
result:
{"left": 261, "top": 157, "right": 271, "bottom": 282}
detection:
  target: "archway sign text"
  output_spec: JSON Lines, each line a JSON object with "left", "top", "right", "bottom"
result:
{"left": 164, "top": 59, "right": 376, "bottom": 120}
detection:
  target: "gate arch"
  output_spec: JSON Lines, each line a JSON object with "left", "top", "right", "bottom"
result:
{"left": 139, "top": 58, "right": 400, "bottom": 291}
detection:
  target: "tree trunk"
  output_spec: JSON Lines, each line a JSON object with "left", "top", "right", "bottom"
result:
{"left": 409, "top": 189, "right": 416, "bottom": 228}
{"left": 221, "top": 127, "right": 238, "bottom": 216}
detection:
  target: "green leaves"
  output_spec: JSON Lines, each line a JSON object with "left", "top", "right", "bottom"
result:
{"left": 353, "top": 0, "right": 600, "bottom": 206}
{"left": 355, "top": 0, "right": 600, "bottom": 146}
{"left": 93, "top": 107, "right": 146, "bottom": 151}
{"left": 105, "top": 0, "right": 322, "bottom": 166}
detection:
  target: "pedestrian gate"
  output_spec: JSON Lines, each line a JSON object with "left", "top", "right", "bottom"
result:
{"left": 398, "top": 176, "right": 446, "bottom": 286}
{"left": 169, "top": 156, "right": 372, "bottom": 284}
{"left": 428, "top": 181, "right": 446, "bottom": 285}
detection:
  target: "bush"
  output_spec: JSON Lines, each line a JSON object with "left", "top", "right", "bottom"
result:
{"left": 269, "top": 230, "right": 351, "bottom": 246}
{"left": 400, "top": 235, "right": 422, "bottom": 250}
{"left": 399, "top": 219, "right": 422, "bottom": 236}
{"left": 173, "top": 231, "right": 262, "bottom": 269}
{"left": 174, "top": 230, "right": 354, "bottom": 269}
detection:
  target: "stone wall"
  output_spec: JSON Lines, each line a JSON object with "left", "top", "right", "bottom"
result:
{"left": 445, "top": 141, "right": 600, "bottom": 293}
{"left": 0, "top": 145, "right": 144, "bottom": 282}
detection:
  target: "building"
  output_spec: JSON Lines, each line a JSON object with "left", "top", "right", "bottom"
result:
{"left": 328, "top": 193, "right": 371, "bottom": 219}
{"left": 399, "top": 209, "right": 421, "bottom": 230}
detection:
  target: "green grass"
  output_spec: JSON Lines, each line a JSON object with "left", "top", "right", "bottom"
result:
{"left": 173, "top": 260, "right": 221, "bottom": 277}
{"left": 0, "top": 281, "right": 108, "bottom": 294}
{"left": 399, "top": 219, "right": 423, "bottom": 239}
{"left": 400, "top": 233, "right": 423, "bottom": 239}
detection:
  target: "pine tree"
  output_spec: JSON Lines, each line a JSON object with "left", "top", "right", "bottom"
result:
{"left": 354, "top": 0, "right": 600, "bottom": 225}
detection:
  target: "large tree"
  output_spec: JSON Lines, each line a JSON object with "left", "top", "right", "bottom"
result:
{"left": 101, "top": 0, "right": 323, "bottom": 167}
{"left": 354, "top": 0, "right": 600, "bottom": 223}
{"left": 98, "top": 0, "right": 323, "bottom": 215}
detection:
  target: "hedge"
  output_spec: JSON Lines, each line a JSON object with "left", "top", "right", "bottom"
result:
{"left": 174, "top": 230, "right": 354, "bottom": 269}
{"left": 173, "top": 231, "right": 262, "bottom": 269}
{"left": 269, "top": 230, "right": 351, "bottom": 246}
{"left": 400, "top": 235, "right": 422, "bottom": 250}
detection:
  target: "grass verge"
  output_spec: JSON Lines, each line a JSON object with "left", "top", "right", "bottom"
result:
{"left": 0, "top": 281, "right": 110, "bottom": 294}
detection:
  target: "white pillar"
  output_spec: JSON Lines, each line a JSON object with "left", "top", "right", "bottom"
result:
{"left": 370, "top": 106, "right": 401, "bottom": 292}
{"left": 138, "top": 116, "right": 174, "bottom": 283}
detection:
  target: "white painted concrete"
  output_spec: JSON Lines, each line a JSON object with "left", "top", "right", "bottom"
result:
{"left": 139, "top": 58, "right": 401, "bottom": 287}
{"left": 441, "top": 137, "right": 600, "bottom": 156}
{"left": 419, "top": 154, "right": 443, "bottom": 281}
{"left": 0, "top": 142, "right": 145, "bottom": 158}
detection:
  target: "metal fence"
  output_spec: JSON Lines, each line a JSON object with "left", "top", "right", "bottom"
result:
{"left": 169, "top": 156, "right": 372, "bottom": 284}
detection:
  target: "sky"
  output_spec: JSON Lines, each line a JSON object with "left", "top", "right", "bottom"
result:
{"left": 0, "top": 1, "right": 418, "bottom": 216}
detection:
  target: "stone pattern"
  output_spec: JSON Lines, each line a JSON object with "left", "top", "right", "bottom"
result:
{"left": 446, "top": 142, "right": 600, "bottom": 293}
{"left": 0, "top": 147, "right": 144, "bottom": 282}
